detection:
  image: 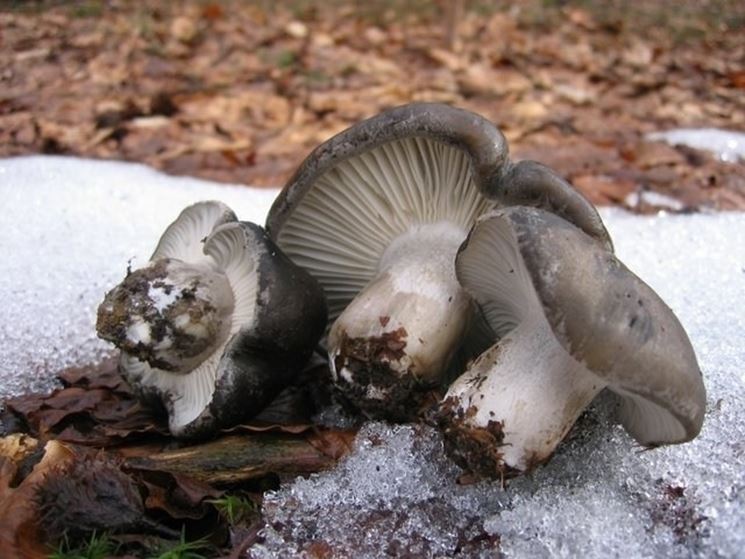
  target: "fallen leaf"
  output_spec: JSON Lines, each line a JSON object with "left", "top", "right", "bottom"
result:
{"left": 458, "top": 66, "right": 531, "bottom": 98}
{"left": 140, "top": 471, "right": 220, "bottom": 520}
{"left": 572, "top": 174, "right": 637, "bottom": 206}
{"left": 307, "top": 428, "right": 356, "bottom": 461}
{"left": 4, "top": 359, "right": 169, "bottom": 446}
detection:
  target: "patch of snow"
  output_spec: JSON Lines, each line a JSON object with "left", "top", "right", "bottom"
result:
{"left": 647, "top": 128, "right": 745, "bottom": 163}
{"left": 625, "top": 189, "right": 685, "bottom": 212}
{"left": 148, "top": 282, "right": 180, "bottom": 312}
{"left": 125, "top": 317, "right": 152, "bottom": 345}
{"left": 255, "top": 422, "right": 502, "bottom": 558}
{"left": 1, "top": 156, "right": 743, "bottom": 558}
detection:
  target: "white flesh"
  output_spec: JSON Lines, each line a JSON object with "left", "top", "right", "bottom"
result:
{"left": 329, "top": 222, "right": 471, "bottom": 386}
{"left": 452, "top": 213, "right": 606, "bottom": 472}
{"left": 459, "top": 212, "right": 694, "bottom": 456}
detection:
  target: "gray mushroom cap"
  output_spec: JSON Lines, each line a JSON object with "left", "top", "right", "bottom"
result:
{"left": 97, "top": 201, "right": 327, "bottom": 438}
{"left": 456, "top": 206, "right": 706, "bottom": 447}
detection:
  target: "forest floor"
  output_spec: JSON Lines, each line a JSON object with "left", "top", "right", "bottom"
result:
{"left": 2, "top": 1, "right": 744, "bottom": 210}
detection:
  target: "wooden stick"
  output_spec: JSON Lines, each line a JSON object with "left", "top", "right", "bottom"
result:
{"left": 123, "top": 433, "right": 343, "bottom": 485}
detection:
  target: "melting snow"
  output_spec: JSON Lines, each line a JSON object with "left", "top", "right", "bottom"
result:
{"left": 1, "top": 156, "right": 744, "bottom": 558}
{"left": 147, "top": 282, "right": 181, "bottom": 312}
{"left": 646, "top": 128, "right": 745, "bottom": 163}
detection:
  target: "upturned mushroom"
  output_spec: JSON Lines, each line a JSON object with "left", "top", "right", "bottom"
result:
{"left": 97, "top": 201, "right": 327, "bottom": 438}
{"left": 266, "top": 102, "right": 609, "bottom": 419}
{"left": 437, "top": 206, "right": 706, "bottom": 478}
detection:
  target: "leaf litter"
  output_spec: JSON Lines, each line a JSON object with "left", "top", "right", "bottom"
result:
{"left": 1, "top": 1, "right": 743, "bottom": 207}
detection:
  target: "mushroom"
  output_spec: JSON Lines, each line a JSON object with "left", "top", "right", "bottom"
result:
{"left": 97, "top": 201, "right": 327, "bottom": 438}
{"left": 437, "top": 206, "right": 706, "bottom": 478}
{"left": 266, "top": 102, "right": 609, "bottom": 419}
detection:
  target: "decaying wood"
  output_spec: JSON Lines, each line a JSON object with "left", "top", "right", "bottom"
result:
{"left": 124, "top": 431, "right": 351, "bottom": 485}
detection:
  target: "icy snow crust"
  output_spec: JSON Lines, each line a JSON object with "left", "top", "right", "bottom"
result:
{"left": 1, "top": 156, "right": 744, "bottom": 558}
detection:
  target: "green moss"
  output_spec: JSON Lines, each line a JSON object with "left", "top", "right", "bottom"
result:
{"left": 147, "top": 530, "right": 212, "bottom": 559}
{"left": 49, "top": 531, "right": 116, "bottom": 559}
{"left": 208, "top": 493, "right": 259, "bottom": 525}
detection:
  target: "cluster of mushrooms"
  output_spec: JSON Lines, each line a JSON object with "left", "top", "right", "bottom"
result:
{"left": 97, "top": 103, "right": 706, "bottom": 479}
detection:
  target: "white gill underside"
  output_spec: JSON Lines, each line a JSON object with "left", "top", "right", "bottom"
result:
{"left": 277, "top": 136, "right": 494, "bottom": 319}
{"left": 151, "top": 200, "right": 236, "bottom": 267}
{"left": 613, "top": 385, "right": 687, "bottom": 446}
{"left": 456, "top": 215, "right": 541, "bottom": 339}
{"left": 122, "top": 222, "right": 260, "bottom": 433}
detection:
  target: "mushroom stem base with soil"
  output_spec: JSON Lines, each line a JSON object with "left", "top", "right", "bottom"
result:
{"left": 97, "top": 258, "right": 235, "bottom": 373}
{"left": 328, "top": 222, "right": 472, "bottom": 419}
{"left": 439, "top": 318, "right": 604, "bottom": 477}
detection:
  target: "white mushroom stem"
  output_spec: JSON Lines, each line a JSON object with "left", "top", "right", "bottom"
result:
{"left": 329, "top": 222, "right": 471, "bottom": 396}
{"left": 444, "top": 317, "right": 605, "bottom": 473}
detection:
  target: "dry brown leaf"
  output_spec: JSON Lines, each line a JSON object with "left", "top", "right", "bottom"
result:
{"left": 0, "top": 1, "right": 742, "bottom": 208}
{"left": 511, "top": 99, "right": 550, "bottom": 122}
{"left": 0, "top": 435, "right": 41, "bottom": 498}
{"left": 624, "top": 141, "right": 687, "bottom": 169}
{"left": 141, "top": 471, "right": 220, "bottom": 520}
{"left": 426, "top": 47, "right": 466, "bottom": 72}
{"left": 572, "top": 174, "right": 637, "bottom": 206}
{"left": 307, "top": 428, "right": 356, "bottom": 461}
{"left": 4, "top": 359, "right": 169, "bottom": 446}
{"left": 459, "top": 66, "right": 532, "bottom": 98}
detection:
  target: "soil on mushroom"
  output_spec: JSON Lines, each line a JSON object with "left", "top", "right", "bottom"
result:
{"left": 436, "top": 397, "right": 512, "bottom": 479}
{"left": 97, "top": 260, "right": 222, "bottom": 372}
{"left": 333, "top": 327, "right": 438, "bottom": 421}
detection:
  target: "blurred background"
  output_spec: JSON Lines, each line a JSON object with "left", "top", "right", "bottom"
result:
{"left": 2, "top": 0, "right": 744, "bottom": 210}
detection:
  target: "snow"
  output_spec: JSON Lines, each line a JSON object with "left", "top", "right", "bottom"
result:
{"left": 1, "top": 156, "right": 744, "bottom": 558}
{"left": 646, "top": 128, "right": 745, "bottom": 163}
{"left": 624, "top": 189, "right": 685, "bottom": 212}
